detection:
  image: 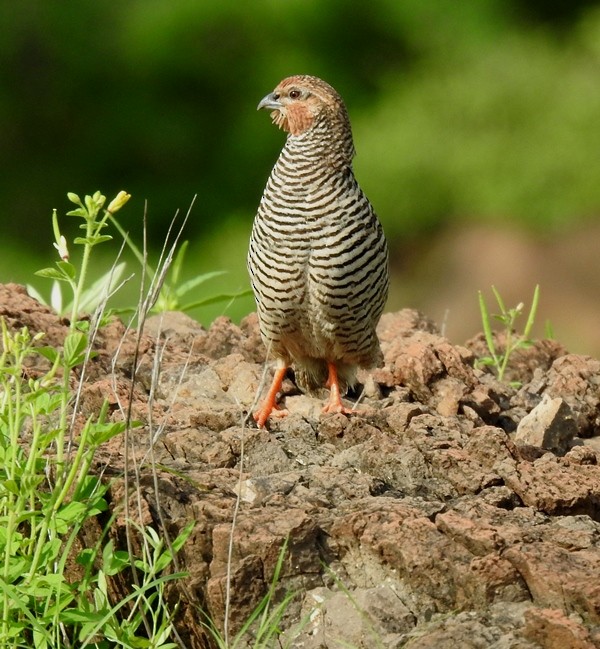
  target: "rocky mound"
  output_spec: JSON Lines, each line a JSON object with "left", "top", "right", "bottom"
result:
{"left": 2, "top": 283, "right": 600, "bottom": 648}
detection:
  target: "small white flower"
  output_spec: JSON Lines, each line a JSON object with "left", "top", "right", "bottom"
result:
{"left": 53, "top": 235, "right": 69, "bottom": 261}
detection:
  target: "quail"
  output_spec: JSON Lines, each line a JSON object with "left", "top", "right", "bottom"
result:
{"left": 248, "top": 75, "right": 388, "bottom": 427}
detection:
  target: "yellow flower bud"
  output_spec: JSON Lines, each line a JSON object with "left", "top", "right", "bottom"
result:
{"left": 107, "top": 191, "right": 131, "bottom": 214}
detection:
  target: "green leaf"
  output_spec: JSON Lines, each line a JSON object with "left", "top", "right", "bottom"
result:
{"left": 35, "top": 267, "right": 71, "bottom": 282}
{"left": 56, "top": 260, "right": 77, "bottom": 280}
{"left": 73, "top": 474, "right": 105, "bottom": 500}
{"left": 63, "top": 331, "right": 88, "bottom": 367}
{"left": 0, "top": 579, "right": 47, "bottom": 634}
{"left": 491, "top": 285, "right": 507, "bottom": 314}
{"left": 174, "top": 270, "right": 227, "bottom": 297}
{"left": 35, "top": 346, "right": 60, "bottom": 363}
{"left": 102, "top": 542, "right": 130, "bottom": 576}
{"left": 169, "top": 240, "right": 189, "bottom": 286}
{"left": 154, "top": 550, "right": 174, "bottom": 573}
{"left": 523, "top": 284, "right": 540, "bottom": 339}
{"left": 176, "top": 289, "right": 253, "bottom": 312}
{"left": 61, "top": 609, "right": 106, "bottom": 624}
{"left": 56, "top": 501, "right": 88, "bottom": 526}
{"left": 77, "top": 548, "right": 95, "bottom": 569}
{"left": 87, "top": 420, "right": 129, "bottom": 446}
{"left": 37, "top": 537, "right": 62, "bottom": 565}
{"left": 155, "top": 624, "right": 177, "bottom": 648}
{"left": 1, "top": 479, "right": 20, "bottom": 496}
{"left": 77, "top": 262, "right": 128, "bottom": 314}
{"left": 172, "top": 521, "right": 195, "bottom": 553}
{"left": 66, "top": 207, "right": 88, "bottom": 218}
{"left": 478, "top": 290, "right": 497, "bottom": 360}
{"left": 73, "top": 235, "right": 113, "bottom": 246}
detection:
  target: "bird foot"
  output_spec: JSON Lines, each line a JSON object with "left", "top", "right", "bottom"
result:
{"left": 322, "top": 362, "right": 354, "bottom": 415}
{"left": 253, "top": 366, "right": 288, "bottom": 428}
{"left": 253, "top": 403, "right": 289, "bottom": 428}
{"left": 321, "top": 400, "right": 354, "bottom": 415}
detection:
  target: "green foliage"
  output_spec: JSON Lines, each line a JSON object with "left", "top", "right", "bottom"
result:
{"left": 31, "top": 191, "right": 131, "bottom": 320}
{"left": 476, "top": 284, "right": 539, "bottom": 383}
{"left": 0, "top": 321, "right": 174, "bottom": 647}
{"left": 151, "top": 242, "right": 252, "bottom": 314}
{"left": 74, "top": 522, "right": 192, "bottom": 649}
{"left": 0, "top": 190, "right": 191, "bottom": 647}
{"left": 28, "top": 191, "right": 252, "bottom": 322}
{"left": 202, "top": 537, "right": 301, "bottom": 649}
{"left": 106, "top": 216, "right": 252, "bottom": 315}
{"left": 2, "top": 1, "right": 600, "bottom": 260}
{"left": 356, "top": 16, "right": 600, "bottom": 240}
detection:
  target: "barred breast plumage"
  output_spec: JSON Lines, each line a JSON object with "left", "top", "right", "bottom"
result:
{"left": 248, "top": 75, "right": 389, "bottom": 427}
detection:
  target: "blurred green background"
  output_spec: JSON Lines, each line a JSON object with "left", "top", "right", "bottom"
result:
{"left": 2, "top": 0, "right": 600, "bottom": 354}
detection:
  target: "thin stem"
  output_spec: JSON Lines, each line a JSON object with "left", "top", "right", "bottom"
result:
{"left": 497, "top": 326, "right": 513, "bottom": 382}
{"left": 70, "top": 221, "right": 95, "bottom": 328}
{"left": 108, "top": 213, "right": 156, "bottom": 282}
{"left": 3, "top": 338, "right": 24, "bottom": 599}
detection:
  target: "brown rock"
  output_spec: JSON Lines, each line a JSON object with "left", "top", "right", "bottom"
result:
{"left": 296, "top": 584, "right": 415, "bottom": 648}
{"left": 545, "top": 354, "right": 600, "bottom": 437}
{"left": 515, "top": 394, "right": 578, "bottom": 454}
{"left": 145, "top": 310, "right": 206, "bottom": 342}
{"left": 330, "top": 499, "right": 480, "bottom": 617}
{"left": 401, "top": 610, "right": 535, "bottom": 649}
{"left": 193, "top": 314, "right": 266, "bottom": 363}
{"left": 504, "top": 543, "right": 600, "bottom": 624}
{"left": 0, "top": 283, "right": 69, "bottom": 348}
{"left": 522, "top": 608, "right": 597, "bottom": 649}
{"left": 501, "top": 452, "right": 600, "bottom": 517}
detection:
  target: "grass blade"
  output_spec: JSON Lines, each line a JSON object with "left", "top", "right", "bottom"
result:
{"left": 523, "top": 284, "right": 540, "bottom": 340}
{"left": 478, "top": 290, "right": 497, "bottom": 360}
{"left": 491, "top": 285, "right": 507, "bottom": 314}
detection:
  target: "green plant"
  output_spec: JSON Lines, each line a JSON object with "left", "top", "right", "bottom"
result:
{"left": 0, "top": 190, "right": 190, "bottom": 647}
{"left": 32, "top": 191, "right": 132, "bottom": 322}
{"left": 76, "top": 522, "right": 192, "bottom": 648}
{"left": 202, "top": 537, "right": 299, "bottom": 649}
{"left": 476, "top": 284, "right": 540, "bottom": 383}
{"left": 107, "top": 213, "right": 252, "bottom": 315}
{"left": 26, "top": 261, "right": 128, "bottom": 319}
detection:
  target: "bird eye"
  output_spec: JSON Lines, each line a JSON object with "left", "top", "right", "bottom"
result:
{"left": 289, "top": 89, "right": 301, "bottom": 99}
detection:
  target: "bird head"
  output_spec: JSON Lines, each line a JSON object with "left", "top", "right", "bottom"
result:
{"left": 257, "top": 75, "right": 348, "bottom": 137}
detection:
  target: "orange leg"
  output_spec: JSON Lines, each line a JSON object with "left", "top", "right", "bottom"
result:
{"left": 322, "top": 362, "right": 353, "bottom": 415}
{"left": 253, "top": 366, "right": 289, "bottom": 428}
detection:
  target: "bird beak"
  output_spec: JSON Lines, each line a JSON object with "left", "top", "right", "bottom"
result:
{"left": 257, "top": 92, "right": 283, "bottom": 111}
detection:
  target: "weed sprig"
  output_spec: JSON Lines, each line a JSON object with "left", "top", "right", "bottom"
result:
{"left": 477, "top": 284, "right": 540, "bottom": 383}
{"left": 0, "top": 191, "right": 189, "bottom": 648}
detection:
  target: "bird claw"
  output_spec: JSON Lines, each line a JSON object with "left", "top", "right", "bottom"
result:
{"left": 270, "top": 405, "right": 289, "bottom": 418}
{"left": 253, "top": 403, "right": 289, "bottom": 428}
{"left": 321, "top": 400, "right": 354, "bottom": 416}
{"left": 253, "top": 366, "right": 288, "bottom": 428}
{"left": 321, "top": 362, "right": 354, "bottom": 416}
